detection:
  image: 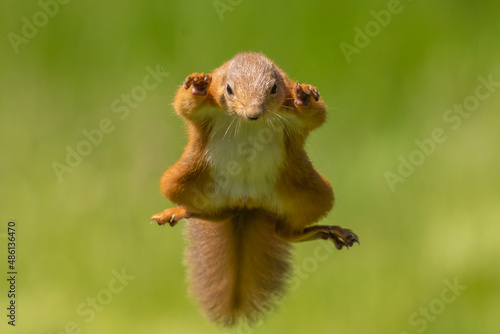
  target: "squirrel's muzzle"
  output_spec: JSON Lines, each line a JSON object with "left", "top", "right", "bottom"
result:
{"left": 244, "top": 105, "right": 264, "bottom": 120}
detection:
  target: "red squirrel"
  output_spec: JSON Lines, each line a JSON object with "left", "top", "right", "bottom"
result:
{"left": 151, "top": 52, "right": 359, "bottom": 326}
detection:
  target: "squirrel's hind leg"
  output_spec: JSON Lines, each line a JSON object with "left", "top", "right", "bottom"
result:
{"left": 277, "top": 225, "right": 360, "bottom": 250}
{"left": 151, "top": 206, "right": 235, "bottom": 226}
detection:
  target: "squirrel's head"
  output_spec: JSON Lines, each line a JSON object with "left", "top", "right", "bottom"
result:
{"left": 222, "top": 52, "right": 287, "bottom": 121}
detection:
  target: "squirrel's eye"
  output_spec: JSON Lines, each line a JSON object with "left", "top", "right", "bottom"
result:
{"left": 270, "top": 84, "right": 277, "bottom": 94}
{"left": 227, "top": 84, "right": 233, "bottom": 95}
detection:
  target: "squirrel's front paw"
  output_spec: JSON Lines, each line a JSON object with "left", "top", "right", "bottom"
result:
{"left": 150, "top": 207, "right": 188, "bottom": 227}
{"left": 294, "top": 82, "right": 320, "bottom": 107}
{"left": 183, "top": 73, "right": 212, "bottom": 96}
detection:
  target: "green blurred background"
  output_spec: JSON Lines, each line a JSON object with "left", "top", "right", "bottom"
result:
{"left": 1, "top": 0, "right": 499, "bottom": 333}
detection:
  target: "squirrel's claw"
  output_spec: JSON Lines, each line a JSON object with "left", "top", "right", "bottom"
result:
{"left": 311, "top": 87, "right": 320, "bottom": 101}
{"left": 183, "top": 76, "right": 193, "bottom": 90}
{"left": 150, "top": 212, "right": 177, "bottom": 227}
{"left": 329, "top": 226, "right": 360, "bottom": 250}
{"left": 183, "top": 73, "right": 212, "bottom": 96}
{"left": 151, "top": 207, "right": 189, "bottom": 227}
{"left": 294, "top": 81, "right": 320, "bottom": 107}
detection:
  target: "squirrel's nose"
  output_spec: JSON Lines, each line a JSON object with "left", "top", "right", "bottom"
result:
{"left": 245, "top": 105, "right": 263, "bottom": 120}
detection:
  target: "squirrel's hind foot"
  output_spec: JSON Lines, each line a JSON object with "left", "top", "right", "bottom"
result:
{"left": 151, "top": 207, "right": 189, "bottom": 227}
{"left": 279, "top": 224, "right": 360, "bottom": 250}
{"left": 326, "top": 226, "right": 360, "bottom": 250}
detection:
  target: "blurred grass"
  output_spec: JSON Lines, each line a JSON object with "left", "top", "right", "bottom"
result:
{"left": 1, "top": 0, "right": 499, "bottom": 333}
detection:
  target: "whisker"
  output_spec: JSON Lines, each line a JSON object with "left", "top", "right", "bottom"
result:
{"left": 266, "top": 112, "right": 277, "bottom": 132}
{"left": 265, "top": 117, "right": 272, "bottom": 131}
{"left": 233, "top": 117, "right": 241, "bottom": 138}
{"left": 273, "top": 112, "right": 290, "bottom": 125}
{"left": 210, "top": 117, "right": 225, "bottom": 139}
{"left": 234, "top": 117, "right": 241, "bottom": 139}
{"left": 210, "top": 122, "right": 222, "bottom": 140}
{"left": 272, "top": 112, "right": 291, "bottom": 139}
{"left": 222, "top": 116, "right": 237, "bottom": 142}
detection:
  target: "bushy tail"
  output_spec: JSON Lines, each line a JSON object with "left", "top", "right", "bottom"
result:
{"left": 184, "top": 209, "right": 292, "bottom": 326}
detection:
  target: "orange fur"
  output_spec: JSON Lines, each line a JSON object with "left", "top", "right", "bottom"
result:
{"left": 184, "top": 210, "right": 291, "bottom": 326}
{"left": 151, "top": 52, "right": 358, "bottom": 326}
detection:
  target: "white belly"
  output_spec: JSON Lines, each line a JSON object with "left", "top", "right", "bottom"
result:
{"left": 204, "top": 114, "right": 285, "bottom": 209}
